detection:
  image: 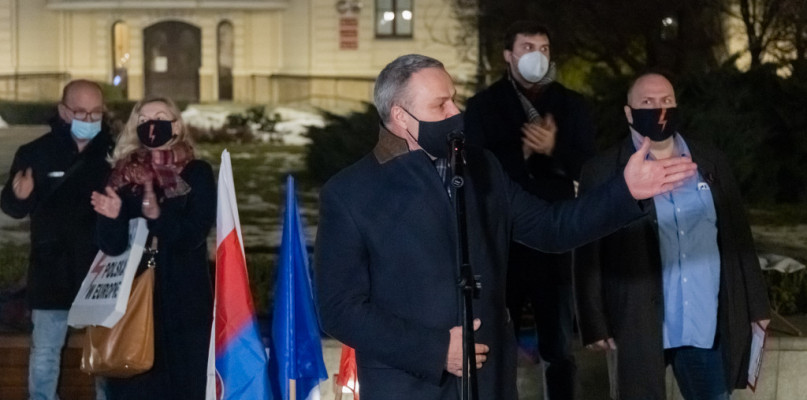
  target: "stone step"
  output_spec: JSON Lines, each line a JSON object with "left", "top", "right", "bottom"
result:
{"left": 0, "top": 332, "right": 95, "bottom": 400}
{"left": 2, "top": 318, "right": 805, "bottom": 399}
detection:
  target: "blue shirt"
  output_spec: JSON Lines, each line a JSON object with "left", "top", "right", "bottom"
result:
{"left": 631, "top": 130, "right": 721, "bottom": 349}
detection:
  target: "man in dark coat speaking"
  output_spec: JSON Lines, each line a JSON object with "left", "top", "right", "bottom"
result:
{"left": 314, "top": 54, "right": 697, "bottom": 400}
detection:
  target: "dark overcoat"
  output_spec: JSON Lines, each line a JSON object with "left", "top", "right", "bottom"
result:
{"left": 0, "top": 120, "right": 113, "bottom": 309}
{"left": 315, "top": 128, "right": 645, "bottom": 400}
{"left": 97, "top": 159, "right": 216, "bottom": 399}
{"left": 464, "top": 78, "right": 596, "bottom": 201}
{"left": 574, "top": 136, "right": 771, "bottom": 399}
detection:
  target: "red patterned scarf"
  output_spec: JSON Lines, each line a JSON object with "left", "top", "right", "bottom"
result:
{"left": 108, "top": 142, "right": 193, "bottom": 198}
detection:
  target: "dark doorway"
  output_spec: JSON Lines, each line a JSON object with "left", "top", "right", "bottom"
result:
{"left": 143, "top": 21, "right": 201, "bottom": 102}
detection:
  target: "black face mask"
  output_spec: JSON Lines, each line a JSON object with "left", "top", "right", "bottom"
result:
{"left": 136, "top": 120, "right": 175, "bottom": 148}
{"left": 629, "top": 107, "right": 679, "bottom": 142}
{"left": 401, "top": 109, "right": 464, "bottom": 158}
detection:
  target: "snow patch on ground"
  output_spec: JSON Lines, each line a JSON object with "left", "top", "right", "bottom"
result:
{"left": 272, "top": 107, "right": 325, "bottom": 145}
{"left": 181, "top": 106, "right": 231, "bottom": 131}
{"left": 752, "top": 224, "right": 807, "bottom": 262}
{"left": 181, "top": 105, "right": 324, "bottom": 146}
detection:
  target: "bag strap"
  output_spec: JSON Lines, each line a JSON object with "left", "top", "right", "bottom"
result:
{"left": 144, "top": 236, "right": 158, "bottom": 269}
{"left": 40, "top": 157, "right": 86, "bottom": 205}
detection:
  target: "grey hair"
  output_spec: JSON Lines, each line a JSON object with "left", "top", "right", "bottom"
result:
{"left": 374, "top": 54, "right": 444, "bottom": 123}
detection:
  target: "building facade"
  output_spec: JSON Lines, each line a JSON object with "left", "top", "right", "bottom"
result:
{"left": 0, "top": 0, "right": 475, "bottom": 111}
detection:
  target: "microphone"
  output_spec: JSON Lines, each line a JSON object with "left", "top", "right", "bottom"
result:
{"left": 447, "top": 130, "right": 466, "bottom": 189}
{"left": 447, "top": 130, "right": 465, "bottom": 143}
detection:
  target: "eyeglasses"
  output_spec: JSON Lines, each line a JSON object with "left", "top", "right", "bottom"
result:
{"left": 63, "top": 105, "right": 104, "bottom": 122}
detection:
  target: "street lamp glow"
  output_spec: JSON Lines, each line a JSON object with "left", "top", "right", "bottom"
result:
{"left": 662, "top": 17, "right": 674, "bottom": 27}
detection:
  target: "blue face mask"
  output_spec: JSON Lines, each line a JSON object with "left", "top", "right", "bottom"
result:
{"left": 71, "top": 119, "right": 102, "bottom": 140}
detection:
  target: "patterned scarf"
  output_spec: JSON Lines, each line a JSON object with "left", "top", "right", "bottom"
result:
{"left": 509, "top": 62, "right": 558, "bottom": 123}
{"left": 108, "top": 142, "right": 193, "bottom": 198}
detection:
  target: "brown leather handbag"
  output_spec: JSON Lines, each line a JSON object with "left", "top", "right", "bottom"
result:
{"left": 80, "top": 246, "right": 156, "bottom": 377}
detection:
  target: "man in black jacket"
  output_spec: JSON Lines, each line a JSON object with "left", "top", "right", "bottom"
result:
{"left": 574, "top": 73, "right": 770, "bottom": 399}
{"left": 315, "top": 54, "right": 697, "bottom": 400}
{"left": 465, "top": 21, "right": 596, "bottom": 399}
{"left": 1, "top": 80, "right": 113, "bottom": 400}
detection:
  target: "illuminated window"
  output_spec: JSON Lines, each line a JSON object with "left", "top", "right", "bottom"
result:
{"left": 375, "top": 0, "right": 413, "bottom": 38}
{"left": 112, "top": 21, "right": 130, "bottom": 96}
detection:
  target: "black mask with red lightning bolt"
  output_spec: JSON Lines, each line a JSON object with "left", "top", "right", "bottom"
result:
{"left": 136, "top": 120, "right": 175, "bottom": 148}
{"left": 629, "top": 107, "right": 680, "bottom": 142}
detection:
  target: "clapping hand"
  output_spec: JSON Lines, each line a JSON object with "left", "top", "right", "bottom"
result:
{"left": 91, "top": 187, "right": 122, "bottom": 219}
{"left": 522, "top": 114, "right": 557, "bottom": 158}
{"left": 140, "top": 178, "right": 160, "bottom": 220}
{"left": 11, "top": 167, "right": 34, "bottom": 200}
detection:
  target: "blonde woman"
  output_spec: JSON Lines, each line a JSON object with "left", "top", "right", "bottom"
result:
{"left": 91, "top": 97, "right": 215, "bottom": 399}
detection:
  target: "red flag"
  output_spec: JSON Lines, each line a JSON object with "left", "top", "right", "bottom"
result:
{"left": 336, "top": 344, "right": 359, "bottom": 398}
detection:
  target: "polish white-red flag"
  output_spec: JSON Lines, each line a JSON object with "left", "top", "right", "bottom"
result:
{"left": 206, "top": 149, "right": 269, "bottom": 400}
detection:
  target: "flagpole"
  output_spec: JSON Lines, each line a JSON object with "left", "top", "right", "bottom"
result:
{"left": 274, "top": 175, "right": 327, "bottom": 400}
{"left": 212, "top": 149, "right": 272, "bottom": 400}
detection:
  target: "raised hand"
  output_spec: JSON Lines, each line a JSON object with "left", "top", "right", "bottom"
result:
{"left": 446, "top": 318, "right": 489, "bottom": 377}
{"left": 623, "top": 137, "right": 697, "bottom": 200}
{"left": 91, "top": 186, "right": 122, "bottom": 219}
{"left": 12, "top": 167, "right": 34, "bottom": 200}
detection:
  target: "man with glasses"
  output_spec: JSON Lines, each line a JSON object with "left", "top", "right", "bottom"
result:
{"left": 1, "top": 79, "right": 113, "bottom": 400}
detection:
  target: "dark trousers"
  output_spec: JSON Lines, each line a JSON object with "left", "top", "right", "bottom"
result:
{"left": 664, "top": 338, "right": 730, "bottom": 400}
{"left": 506, "top": 243, "right": 576, "bottom": 400}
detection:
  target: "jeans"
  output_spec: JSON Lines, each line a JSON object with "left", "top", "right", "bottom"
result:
{"left": 29, "top": 309, "right": 107, "bottom": 400}
{"left": 665, "top": 342, "right": 730, "bottom": 400}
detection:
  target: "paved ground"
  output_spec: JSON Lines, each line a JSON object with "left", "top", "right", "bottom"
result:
{"left": 514, "top": 333, "right": 612, "bottom": 400}
{"left": 317, "top": 332, "right": 614, "bottom": 400}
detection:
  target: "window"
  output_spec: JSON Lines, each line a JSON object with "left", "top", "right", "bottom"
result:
{"left": 375, "top": 0, "right": 413, "bottom": 38}
{"left": 217, "top": 21, "right": 234, "bottom": 101}
{"left": 111, "top": 21, "right": 130, "bottom": 97}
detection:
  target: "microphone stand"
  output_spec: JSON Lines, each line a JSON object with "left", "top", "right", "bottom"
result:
{"left": 448, "top": 131, "right": 481, "bottom": 400}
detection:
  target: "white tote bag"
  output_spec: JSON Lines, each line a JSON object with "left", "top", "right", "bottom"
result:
{"left": 68, "top": 218, "right": 149, "bottom": 328}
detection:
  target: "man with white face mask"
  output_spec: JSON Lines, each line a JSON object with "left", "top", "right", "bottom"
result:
{"left": 1, "top": 80, "right": 113, "bottom": 400}
{"left": 465, "top": 21, "right": 596, "bottom": 400}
